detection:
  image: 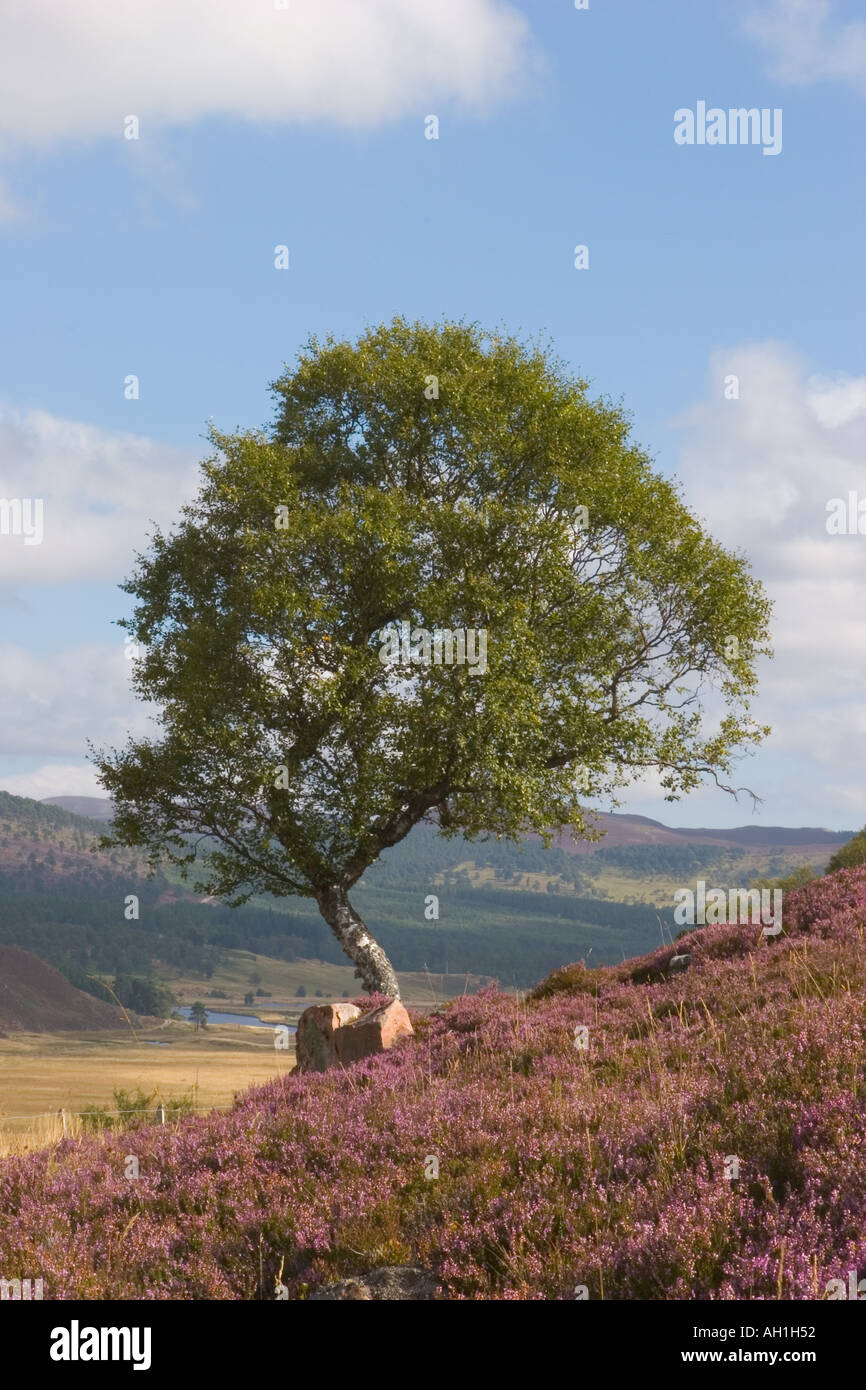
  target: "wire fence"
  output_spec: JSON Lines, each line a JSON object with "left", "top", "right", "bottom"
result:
{"left": 0, "top": 1106, "right": 219, "bottom": 1122}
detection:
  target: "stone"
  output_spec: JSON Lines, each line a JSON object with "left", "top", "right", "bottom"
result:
{"left": 334, "top": 997, "right": 414, "bottom": 1065}
{"left": 668, "top": 952, "right": 692, "bottom": 974}
{"left": 294, "top": 997, "right": 414, "bottom": 1073}
{"left": 308, "top": 1266, "right": 440, "bottom": 1300}
{"left": 294, "top": 1002, "right": 362, "bottom": 1072}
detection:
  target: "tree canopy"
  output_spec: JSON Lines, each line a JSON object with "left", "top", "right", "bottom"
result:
{"left": 92, "top": 317, "right": 772, "bottom": 994}
{"left": 825, "top": 828, "right": 866, "bottom": 875}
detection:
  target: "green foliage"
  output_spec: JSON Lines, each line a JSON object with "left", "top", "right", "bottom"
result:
{"left": 81, "top": 1087, "right": 155, "bottom": 1133}
{"left": 162, "top": 1094, "right": 194, "bottom": 1122}
{"left": 111, "top": 974, "right": 175, "bottom": 1017}
{"left": 825, "top": 827, "right": 866, "bottom": 874}
{"left": 80, "top": 1087, "right": 193, "bottom": 1133}
{"left": 584, "top": 843, "right": 745, "bottom": 877}
{"left": 79, "top": 1104, "right": 114, "bottom": 1134}
{"left": 56, "top": 961, "right": 175, "bottom": 1018}
{"left": 56, "top": 961, "right": 114, "bottom": 1004}
{"left": 91, "top": 317, "right": 771, "bottom": 980}
{"left": 750, "top": 863, "right": 819, "bottom": 893}
{"left": 189, "top": 1001, "right": 208, "bottom": 1029}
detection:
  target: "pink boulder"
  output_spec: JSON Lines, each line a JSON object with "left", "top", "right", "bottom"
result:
{"left": 294, "top": 998, "right": 414, "bottom": 1072}
{"left": 335, "top": 998, "right": 414, "bottom": 1065}
{"left": 295, "top": 1002, "right": 362, "bottom": 1072}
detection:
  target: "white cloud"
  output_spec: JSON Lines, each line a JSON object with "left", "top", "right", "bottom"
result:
{"left": 0, "top": 406, "right": 198, "bottom": 584}
{"left": 0, "top": 643, "right": 156, "bottom": 759}
{"left": 744, "top": 0, "right": 866, "bottom": 91}
{"left": 0, "top": 763, "right": 106, "bottom": 800}
{"left": 0, "top": 0, "right": 531, "bottom": 152}
{"left": 658, "top": 341, "right": 866, "bottom": 826}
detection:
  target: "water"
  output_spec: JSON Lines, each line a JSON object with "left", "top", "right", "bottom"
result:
{"left": 176, "top": 1006, "right": 296, "bottom": 1031}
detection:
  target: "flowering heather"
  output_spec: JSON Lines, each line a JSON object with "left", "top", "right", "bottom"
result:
{"left": 2, "top": 866, "right": 866, "bottom": 1300}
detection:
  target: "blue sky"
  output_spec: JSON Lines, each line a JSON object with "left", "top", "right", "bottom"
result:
{"left": 0, "top": 0, "right": 864, "bottom": 829}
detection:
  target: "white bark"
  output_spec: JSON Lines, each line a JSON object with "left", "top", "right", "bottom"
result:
{"left": 315, "top": 886, "right": 401, "bottom": 997}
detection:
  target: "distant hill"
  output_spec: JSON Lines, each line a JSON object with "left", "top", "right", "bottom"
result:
{"left": 545, "top": 812, "right": 852, "bottom": 856}
{"left": 0, "top": 946, "right": 129, "bottom": 1033}
{"left": 41, "top": 796, "right": 115, "bottom": 822}
{"left": 0, "top": 788, "right": 854, "bottom": 990}
{"left": 36, "top": 794, "right": 856, "bottom": 853}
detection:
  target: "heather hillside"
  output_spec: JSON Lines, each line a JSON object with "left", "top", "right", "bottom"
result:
{"left": 2, "top": 866, "right": 866, "bottom": 1300}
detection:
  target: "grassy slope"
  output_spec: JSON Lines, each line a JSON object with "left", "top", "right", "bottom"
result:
{"left": 2, "top": 864, "right": 866, "bottom": 1299}
{"left": 167, "top": 950, "right": 493, "bottom": 1011}
{"left": 427, "top": 845, "right": 839, "bottom": 906}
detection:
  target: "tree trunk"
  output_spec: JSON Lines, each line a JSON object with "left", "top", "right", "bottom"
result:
{"left": 314, "top": 885, "right": 401, "bottom": 998}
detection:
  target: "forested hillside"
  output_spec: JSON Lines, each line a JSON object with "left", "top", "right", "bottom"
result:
{"left": 0, "top": 792, "right": 853, "bottom": 993}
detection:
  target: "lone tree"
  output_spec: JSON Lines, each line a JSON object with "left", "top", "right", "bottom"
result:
{"left": 189, "top": 1001, "right": 208, "bottom": 1031}
{"left": 92, "top": 318, "right": 772, "bottom": 997}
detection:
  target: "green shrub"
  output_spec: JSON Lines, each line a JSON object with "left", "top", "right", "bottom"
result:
{"left": 80, "top": 1086, "right": 193, "bottom": 1133}
{"left": 825, "top": 828, "right": 866, "bottom": 874}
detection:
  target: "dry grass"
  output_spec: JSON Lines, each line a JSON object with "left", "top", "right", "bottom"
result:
{"left": 0, "top": 1109, "right": 83, "bottom": 1158}
{"left": 0, "top": 1020, "right": 293, "bottom": 1153}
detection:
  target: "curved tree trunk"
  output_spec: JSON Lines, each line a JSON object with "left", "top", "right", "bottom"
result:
{"left": 314, "top": 885, "right": 401, "bottom": 998}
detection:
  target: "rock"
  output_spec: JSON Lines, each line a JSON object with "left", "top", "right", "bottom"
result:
{"left": 334, "top": 997, "right": 414, "bottom": 1065}
{"left": 308, "top": 1266, "right": 440, "bottom": 1300}
{"left": 294, "top": 1002, "right": 362, "bottom": 1072}
{"left": 668, "top": 952, "right": 692, "bottom": 974}
{"left": 295, "top": 997, "right": 414, "bottom": 1072}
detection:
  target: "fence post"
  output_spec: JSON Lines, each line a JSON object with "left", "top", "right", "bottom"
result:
{"left": 60, "top": 1108, "right": 67, "bottom": 1136}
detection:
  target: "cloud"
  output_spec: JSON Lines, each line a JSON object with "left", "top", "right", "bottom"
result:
{"left": 743, "top": 0, "right": 866, "bottom": 91}
{"left": 0, "top": 763, "right": 107, "bottom": 800}
{"left": 0, "top": 0, "right": 531, "bottom": 153}
{"left": 658, "top": 341, "right": 866, "bottom": 825}
{"left": 0, "top": 406, "right": 199, "bottom": 585}
{"left": 0, "top": 643, "right": 156, "bottom": 760}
